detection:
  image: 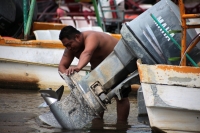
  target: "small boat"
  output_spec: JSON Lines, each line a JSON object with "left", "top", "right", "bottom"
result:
{"left": 0, "top": 21, "right": 121, "bottom": 90}
{"left": 137, "top": 59, "right": 200, "bottom": 132}
{"left": 0, "top": 0, "right": 124, "bottom": 90}
{"left": 0, "top": 33, "right": 90, "bottom": 90}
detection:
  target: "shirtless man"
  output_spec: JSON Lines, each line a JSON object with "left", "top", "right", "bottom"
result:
{"left": 58, "top": 26, "right": 130, "bottom": 121}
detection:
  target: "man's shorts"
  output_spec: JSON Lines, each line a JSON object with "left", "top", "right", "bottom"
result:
{"left": 121, "top": 85, "right": 131, "bottom": 98}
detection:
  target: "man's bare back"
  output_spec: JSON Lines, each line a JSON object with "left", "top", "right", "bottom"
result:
{"left": 80, "top": 31, "right": 119, "bottom": 69}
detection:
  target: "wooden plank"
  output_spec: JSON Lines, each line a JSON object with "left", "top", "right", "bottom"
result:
{"left": 32, "top": 22, "right": 67, "bottom": 31}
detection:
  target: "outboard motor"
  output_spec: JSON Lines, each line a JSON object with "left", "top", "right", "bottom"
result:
{"left": 121, "top": 0, "right": 200, "bottom": 65}
{"left": 39, "top": 0, "right": 200, "bottom": 129}
{"left": 0, "top": 0, "right": 37, "bottom": 37}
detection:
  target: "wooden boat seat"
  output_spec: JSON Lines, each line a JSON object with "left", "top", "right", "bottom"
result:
{"left": 33, "top": 30, "right": 61, "bottom": 41}
{"left": 60, "top": 16, "right": 76, "bottom": 27}
{"left": 33, "top": 28, "right": 121, "bottom": 41}
{"left": 77, "top": 26, "right": 103, "bottom": 32}
{"left": 73, "top": 16, "right": 92, "bottom": 28}
{"left": 33, "top": 27, "right": 103, "bottom": 41}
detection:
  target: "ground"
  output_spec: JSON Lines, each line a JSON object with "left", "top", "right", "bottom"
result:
{"left": 0, "top": 88, "right": 151, "bottom": 133}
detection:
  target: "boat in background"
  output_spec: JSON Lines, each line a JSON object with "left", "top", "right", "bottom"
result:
{"left": 0, "top": 22, "right": 121, "bottom": 90}
{"left": 0, "top": 36, "right": 65, "bottom": 90}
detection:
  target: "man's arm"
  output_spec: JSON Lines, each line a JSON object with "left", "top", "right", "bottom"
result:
{"left": 76, "top": 34, "right": 98, "bottom": 70}
{"left": 58, "top": 48, "right": 74, "bottom": 74}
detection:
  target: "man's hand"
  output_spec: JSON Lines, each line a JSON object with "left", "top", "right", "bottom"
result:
{"left": 65, "top": 66, "right": 81, "bottom": 75}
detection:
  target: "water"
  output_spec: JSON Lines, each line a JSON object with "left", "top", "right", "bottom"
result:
{"left": 0, "top": 88, "right": 151, "bottom": 133}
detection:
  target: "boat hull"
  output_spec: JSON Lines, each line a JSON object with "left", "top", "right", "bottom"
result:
{"left": 137, "top": 59, "right": 200, "bottom": 132}
{"left": 0, "top": 60, "right": 65, "bottom": 90}
{"left": 142, "top": 83, "right": 200, "bottom": 132}
{"left": 0, "top": 40, "right": 89, "bottom": 90}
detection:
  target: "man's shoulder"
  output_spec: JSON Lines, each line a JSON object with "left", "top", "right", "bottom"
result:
{"left": 85, "top": 31, "right": 111, "bottom": 39}
{"left": 84, "top": 31, "right": 99, "bottom": 41}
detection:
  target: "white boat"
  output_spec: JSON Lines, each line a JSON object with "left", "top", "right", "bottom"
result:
{"left": 137, "top": 59, "right": 200, "bottom": 133}
{"left": 0, "top": 22, "right": 121, "bottom": 90}
{"left": 0, "top": 36, "right": 90, "bottom": 90}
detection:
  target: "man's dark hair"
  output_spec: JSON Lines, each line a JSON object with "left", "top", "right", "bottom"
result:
{"left": 59, "top": 26, "right": 81, "bottom": 40}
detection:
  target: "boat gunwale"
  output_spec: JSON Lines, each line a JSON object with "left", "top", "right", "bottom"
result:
{"left": 137, "top": 59, "right": 200, "bottom": 88}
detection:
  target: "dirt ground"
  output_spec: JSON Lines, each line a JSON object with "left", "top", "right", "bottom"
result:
{"left": 0, "top": 88, "right": 151, "bottom": 133}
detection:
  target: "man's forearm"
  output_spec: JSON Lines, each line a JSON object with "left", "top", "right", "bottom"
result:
{"left": 58, "top": 65, "right": 67, "bottom": 74}
{"left": 77, "top": 52, "right": 91, "bottom": 70}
